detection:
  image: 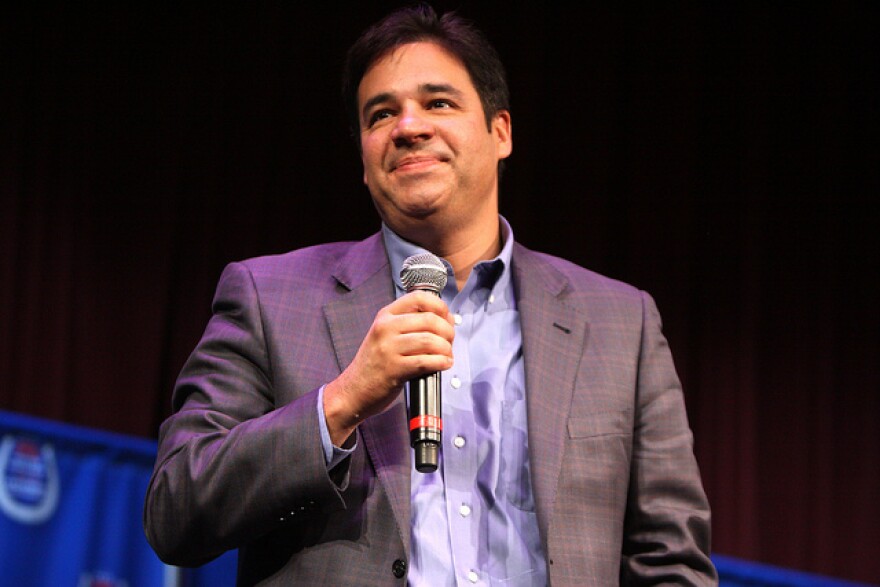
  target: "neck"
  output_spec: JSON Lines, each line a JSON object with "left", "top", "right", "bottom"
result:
{"left": 436, "top": 226, "right": 501, "bottom": 290}
{"left": 396, "top": 215, "right": 502, "bottom": 291}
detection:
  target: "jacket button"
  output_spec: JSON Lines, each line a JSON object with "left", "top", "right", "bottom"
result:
{"left": 392, "top": 559, "right": 407, "bottom": 578}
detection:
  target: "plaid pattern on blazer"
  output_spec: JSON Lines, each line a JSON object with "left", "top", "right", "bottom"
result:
{"left": 144, "top": 232, "right": 716, "bottom": 586}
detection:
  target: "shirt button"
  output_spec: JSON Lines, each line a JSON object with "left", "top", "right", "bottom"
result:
{"left": 453, "top": 313, "right": 463, "bottom": 325}
{"left": 488, "top": 294, "right": 495, "bottom": 304}
{"left": 451, "top": 376, "right": 462, "bottom": 389}
{"left": 392, "top": 558, "right": 407, "bottom": 578}
{"left": 459, "top": 504, "right": 471, "bottom": 517}
{"left": 468, "top": 570, "right": 479, "bottom": 583}
{"left": 453, "top": 435, "right": 466, "bottom": 448}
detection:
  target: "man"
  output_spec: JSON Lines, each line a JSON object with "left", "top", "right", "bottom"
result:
{"left": 144, "top": 5, "right": 717, "bottom": 585}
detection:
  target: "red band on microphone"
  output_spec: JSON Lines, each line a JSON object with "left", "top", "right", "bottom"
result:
{"left": 409, "top": 415, "right": 442, "bottom": 431}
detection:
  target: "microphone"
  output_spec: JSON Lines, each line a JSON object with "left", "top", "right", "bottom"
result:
{"left": 400, "top": 253, "right": 448, "bottom": 473}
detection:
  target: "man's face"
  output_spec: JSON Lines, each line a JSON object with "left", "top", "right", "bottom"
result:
{"left": 357, "top": 42, "right": 512, "bottom": 238}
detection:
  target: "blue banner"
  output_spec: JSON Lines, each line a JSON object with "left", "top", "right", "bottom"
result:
{"left": 0, "top": 410, "right": 235, "bottom": 587}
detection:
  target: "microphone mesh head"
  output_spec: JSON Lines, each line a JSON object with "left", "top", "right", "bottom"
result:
{"left": 400, "top": 253, "right": 447, "bottom": 294}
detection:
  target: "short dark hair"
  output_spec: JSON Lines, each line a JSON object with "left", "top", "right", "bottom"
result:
{"left": 342, "top": 3, "right": 510, "bottom": 138}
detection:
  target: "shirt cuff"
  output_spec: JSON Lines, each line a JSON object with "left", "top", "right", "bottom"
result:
{"left": 317, "top": 385, "right": 357, "bottom": 469}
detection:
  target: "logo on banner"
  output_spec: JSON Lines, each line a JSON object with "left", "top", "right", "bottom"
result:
{"left": 0, "top": 434, "right": 60, "bottom": 524}
{"left": 78, "top": 572, "right": 130, "bottom": 587}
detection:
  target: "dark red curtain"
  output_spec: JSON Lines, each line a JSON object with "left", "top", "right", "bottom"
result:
{"left": 2, "top": 4, "right": 877, "bottom": 583}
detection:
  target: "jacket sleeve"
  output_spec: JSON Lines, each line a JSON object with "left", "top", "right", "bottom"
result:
{"left": 620, "top": 291, "right": 717, "bottom": 585}
{"left": 143, "top": 261, "right": 348, "bottom": 566}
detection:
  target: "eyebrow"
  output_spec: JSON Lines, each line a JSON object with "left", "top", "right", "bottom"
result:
{"left": 361, "top": 83, "right": 466, "bottom": 123}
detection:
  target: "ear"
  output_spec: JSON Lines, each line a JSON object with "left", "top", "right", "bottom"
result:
{"left": 492, "top": 110, "right": 512, "bottom": 160}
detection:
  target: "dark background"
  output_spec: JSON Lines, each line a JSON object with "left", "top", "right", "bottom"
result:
{"left": 2, "top": 3, "right": 878, "bottom": 583}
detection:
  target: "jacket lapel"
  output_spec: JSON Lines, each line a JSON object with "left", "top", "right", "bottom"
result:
{"left": 512, "top": 244, "right": 589, "bottom": 543}
{"left": 322, "top": 233, "right": 412, "bottom": 553}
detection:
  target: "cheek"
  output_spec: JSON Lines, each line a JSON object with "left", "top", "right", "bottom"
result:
{"left": 361, "top": 136, "right": 385, "bottom": 170}
{"left": 455, "top": 122, "right": 494, "bottom": 158}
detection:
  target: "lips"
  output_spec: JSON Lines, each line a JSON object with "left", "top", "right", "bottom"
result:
{"left": 390, "top": 152, "right": 449, "bottom": 172}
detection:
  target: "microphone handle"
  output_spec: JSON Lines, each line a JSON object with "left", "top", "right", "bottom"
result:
{"left": 409, "top": 371, "right": 442, "bottom": 473}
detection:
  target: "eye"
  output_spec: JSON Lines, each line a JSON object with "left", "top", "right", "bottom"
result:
{"left": 367, "top": 109, "right": 394, "bottom": 127}
{"left": 428, "top": 99, "right": 453, "bottom": 109}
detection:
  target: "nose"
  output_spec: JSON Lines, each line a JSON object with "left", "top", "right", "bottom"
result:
{"left": 390, "top": 104, "right": 434, "bottom": 145}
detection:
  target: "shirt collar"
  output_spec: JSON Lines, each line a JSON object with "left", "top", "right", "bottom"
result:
{"left": 382, "top": 216, "right": 515, "bottom": 298}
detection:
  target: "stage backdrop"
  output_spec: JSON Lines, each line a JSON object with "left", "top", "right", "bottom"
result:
{"left": 1, "top": 3, "right": 878, "bottom": 584}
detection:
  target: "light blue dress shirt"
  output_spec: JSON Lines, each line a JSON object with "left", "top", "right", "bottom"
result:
{"left": 319, "top": 217, "right": 547, "bottom": 586}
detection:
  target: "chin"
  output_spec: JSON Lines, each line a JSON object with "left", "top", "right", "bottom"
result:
{"left": 394, "top": 193, "right": 448, "bottom": 218}
{"left": 372, "top": 184, "right": 452, "bottom": 224}
{"left": 403, "top": 203, "right": 441, "bottom": 219}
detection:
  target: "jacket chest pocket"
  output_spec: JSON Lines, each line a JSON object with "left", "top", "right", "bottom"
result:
{"left": 567, "top": 408, "right": 632, "bottom": 439}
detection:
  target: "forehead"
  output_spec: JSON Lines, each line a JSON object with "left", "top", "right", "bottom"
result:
{"left": 357, "top": 42, "right": 476, "bottom": 103}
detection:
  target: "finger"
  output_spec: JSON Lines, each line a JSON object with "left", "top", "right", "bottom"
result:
{"left": 394, "top": 331, "right": 454, "bottom": 358}
{"left": 369, "top": 309, "right": 454, "bottom": 351}
{"left": 393, "top": 311, "right": 455, "bottom": 341}
{"left": 392, "top": 290, "right": 451, "bottom": 319}
{"left": 399, "top": 352, "right": 455, "bottom": 375}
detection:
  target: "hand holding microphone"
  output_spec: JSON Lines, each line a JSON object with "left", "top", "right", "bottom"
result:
{"left": 321, "top": 254, "right": 452, "bottom": 455}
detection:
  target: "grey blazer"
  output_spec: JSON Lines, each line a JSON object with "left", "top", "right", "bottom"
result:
{"left": 144, "top": 232, "right": 716, "bottom": 586}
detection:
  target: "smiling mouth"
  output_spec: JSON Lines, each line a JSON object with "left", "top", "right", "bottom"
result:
{"left": 391, "top": 154, "right": 447, "bottom": 172}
